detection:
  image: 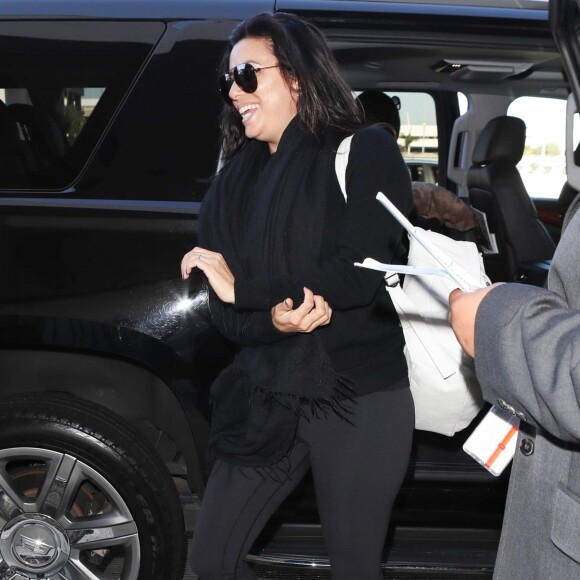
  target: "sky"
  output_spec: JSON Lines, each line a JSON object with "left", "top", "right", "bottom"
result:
{"left": 507, "top": 97, "right": 567, "bottom": 148}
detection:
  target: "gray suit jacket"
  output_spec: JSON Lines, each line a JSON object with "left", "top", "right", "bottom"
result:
{"left": 474, "top": 197, "right": 580, "bottom": 579}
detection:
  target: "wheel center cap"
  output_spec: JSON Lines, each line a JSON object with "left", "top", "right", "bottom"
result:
{"left": 0, "top": 514, "right": 70, "bottom": 577}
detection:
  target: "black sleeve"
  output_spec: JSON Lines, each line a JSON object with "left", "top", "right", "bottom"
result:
{"left": 197, "top": 183, "right": 294, "bottom": 346}
{"left": 207, "top": 286, "right": 293, "bottom": 346}
{"left": 234, "top": 127, "right": 413, "bottom": 310}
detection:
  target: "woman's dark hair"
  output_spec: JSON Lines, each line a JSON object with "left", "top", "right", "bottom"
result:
{"left": 219, "top": 12, "right": 363, "bottom": 163}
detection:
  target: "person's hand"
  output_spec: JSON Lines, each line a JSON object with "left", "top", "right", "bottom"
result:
{"left": 448, "top": 284, "right": 500, "bottom": 357}
{"left": 181, "top": 247, "right": 235, "bottom": 304}
{"left": 272, "top": 287, "right": 332, "bottom": 333}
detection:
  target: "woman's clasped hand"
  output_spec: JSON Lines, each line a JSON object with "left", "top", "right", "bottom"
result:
{"left": 271, "top": 287, "right": 332, "bottom": 333}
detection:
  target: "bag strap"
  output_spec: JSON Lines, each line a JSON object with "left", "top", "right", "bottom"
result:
{"left": 335, "top": 135, "right": 354, "bottom": 201}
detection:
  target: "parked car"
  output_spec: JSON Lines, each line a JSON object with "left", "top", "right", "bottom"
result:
{"left": 0, "top": 0, "right": 576, "bottom": 578}
{"left": 406, "top": 158, "right": 440, "bottom": 184}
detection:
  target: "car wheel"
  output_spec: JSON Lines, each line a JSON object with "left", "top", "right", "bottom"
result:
{"left": 0, "top": 393, "right": 184, "bottom": 579}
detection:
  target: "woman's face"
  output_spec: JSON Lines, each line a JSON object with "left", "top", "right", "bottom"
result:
{"left": 228, "top": 37, "right": 298, "bottom": 154}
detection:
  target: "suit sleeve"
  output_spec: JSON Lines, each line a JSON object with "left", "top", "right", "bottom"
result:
{"left": 234, "top": 127, "right": 413, "bottom": 311}
{"left": 474, "top": 283, "right": 580, "bottom": 443}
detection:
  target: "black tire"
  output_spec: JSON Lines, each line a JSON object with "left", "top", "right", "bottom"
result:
{"left": 0, "top": 393, "right": 184, "bottom": 580}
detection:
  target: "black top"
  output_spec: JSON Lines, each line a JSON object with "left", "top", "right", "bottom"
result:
{"left": 199, "top": 119, "right": 413, "bottom": 466}
{"left": 231, "top": 125, "right": 413, "bottom": 396}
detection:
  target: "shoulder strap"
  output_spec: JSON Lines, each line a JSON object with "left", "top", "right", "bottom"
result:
{"left": 335, "top": 135, "right": 354, "bottom": 201}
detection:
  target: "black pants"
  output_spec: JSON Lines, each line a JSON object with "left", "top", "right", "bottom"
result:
{"left": 189, "top": 387, "right": 414, "bottom": 580}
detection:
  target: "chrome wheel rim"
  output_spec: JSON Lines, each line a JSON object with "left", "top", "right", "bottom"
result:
{"left": 0, "top": 448, "right": 140, "bottom": 579}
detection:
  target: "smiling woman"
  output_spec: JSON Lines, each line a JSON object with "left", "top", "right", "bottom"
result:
{"left": 182, "top": 11, "right": 415, "bottom": 580}
{"left": 225, "top": 37, "right": 297, "bottom": 152}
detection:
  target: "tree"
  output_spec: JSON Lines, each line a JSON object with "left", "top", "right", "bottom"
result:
{"left": 401, "top": 133, "right": 416, "bottom": 153}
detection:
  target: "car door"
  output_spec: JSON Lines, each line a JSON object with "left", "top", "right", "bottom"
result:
{"left": 551, "top": 0, "right": 580, "bottom": 200}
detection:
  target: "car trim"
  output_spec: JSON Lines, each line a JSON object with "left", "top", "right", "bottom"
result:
{"left": 0, "top": 197, "right": 201, "bottom": 214}
{"left": 0, "top": 0, "right": 275, "bottom": 20}
{"left": 275, "top": 0, "right": 549, "bottom": 20}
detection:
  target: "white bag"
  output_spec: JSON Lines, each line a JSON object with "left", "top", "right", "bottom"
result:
{"left": 336, "top": 135, "right": 486, "bottom": 436}
{"left": 385, "top": 232, "right": 486, "bottom": 435}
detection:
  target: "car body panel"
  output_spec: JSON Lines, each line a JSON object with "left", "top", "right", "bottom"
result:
{"left": 0, "top": 7, "right": 245, "bottom": 493}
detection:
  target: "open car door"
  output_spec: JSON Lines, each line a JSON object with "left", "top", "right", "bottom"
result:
{"left": 551, "top": 0, "right": 580, "bottom": 194}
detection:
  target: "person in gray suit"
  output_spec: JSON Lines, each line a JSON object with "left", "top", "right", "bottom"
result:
{"left": 448, "top": 195, "right": 580, "bottom": 579}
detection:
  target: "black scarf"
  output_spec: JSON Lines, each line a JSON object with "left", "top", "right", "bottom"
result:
{"left": 199, "top": 118, "right": 353, "bottom": 467}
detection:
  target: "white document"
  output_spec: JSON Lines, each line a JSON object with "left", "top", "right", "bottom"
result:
{"left": 470, "top": 205, "right": 499, "bottom": 254}
{"left": 356, "top": 192, "right": 485, "bottom": 292}
{"left": 463, "top": 405, "right": 520, "bottom": 476}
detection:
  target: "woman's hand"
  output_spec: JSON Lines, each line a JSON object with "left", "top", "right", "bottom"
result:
{"left": 448, "top": 284, "right": 499, "bottom": 357}
{"left": 272, "top": 287, "right": 332, "bottom": 333}
{"left": 181, "top": 247, "right": 235, "bottom": 304}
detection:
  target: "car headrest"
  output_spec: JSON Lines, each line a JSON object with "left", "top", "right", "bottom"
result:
{"left": 471, "top": 115, "right": 526, "bottom": 166}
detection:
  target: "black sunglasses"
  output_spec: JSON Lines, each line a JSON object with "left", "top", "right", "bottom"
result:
{"left": 219, "top": 63, "right": 279, "bottom": 102}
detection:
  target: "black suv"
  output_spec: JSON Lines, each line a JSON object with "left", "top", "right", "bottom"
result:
{"left": 0, "top": 0, "right": 577, "bottom": 578}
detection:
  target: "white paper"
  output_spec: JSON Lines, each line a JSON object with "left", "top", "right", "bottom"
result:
{"left": 463, "top": 405, "right": 519, "bottom": 476}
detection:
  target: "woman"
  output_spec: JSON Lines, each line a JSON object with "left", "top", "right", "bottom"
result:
{"left": 181, "top": 12, "right": 414, "bottom": 580}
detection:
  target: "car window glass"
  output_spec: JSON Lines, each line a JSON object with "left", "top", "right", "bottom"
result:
{"left": 508, "top": 96, "right": 567, "bottom": 199}
{"left": 80, "top": 34, "right": 225, "bottom": 202}
{"left": 458, "top": 93, "right": 468, "bottom": 115}
{"left": 574, "top": 111, "right": 580, "bottom": 152}
{"left": 391, "top": 92, "right": 438, "bottom": 184}
{"left": 357, "top": 91, "right": 438, "bottom": 184}
{"left": 0, "top": 21, "right": 164, "bottom": 191}
{"left": 60, "top": 88, "right": 105, "bottom": 146}
{"left": 1, "top": 86, "right": 106, "bottom": 142}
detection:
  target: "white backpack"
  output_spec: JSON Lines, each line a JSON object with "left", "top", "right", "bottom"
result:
{"left": 335, "top": 135, "right": 486, "bottom": 436}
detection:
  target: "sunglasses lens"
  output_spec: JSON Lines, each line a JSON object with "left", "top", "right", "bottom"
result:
{"left": 219, "top": 64, "right": 260, "bottom": 103}
{"left": 234, "top": 64, "right": 258, "bottom": 94}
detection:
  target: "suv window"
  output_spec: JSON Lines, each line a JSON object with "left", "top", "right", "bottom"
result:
{"left": 0, "top": 86, "right": 105, "bottom": 145}
{"left": 394, "top": 92, "right": 439, "bottom": 184}
{"left": 508, "top": 96, "right": 567, "bottom": 199}
{"left": 357, "top": 91, "right": 440, "bottom": 183}
{"left": 0, "top": 21, "right": 164, "bottom": 190}
{"left": 78, "top": 32, "right": 226, "bottom": 202}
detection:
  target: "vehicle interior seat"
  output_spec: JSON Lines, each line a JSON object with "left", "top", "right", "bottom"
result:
{"left": 558, "top": 144, "right": 580, "bottom": 211}
{"left": 0, "top": 100, "right": 30, "bottom": 186}
{"left": 467, "top": 115, "right": 556, "bottom": 285}
{"left": 7, "top": 103, "right": 68, "bottom": 179}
